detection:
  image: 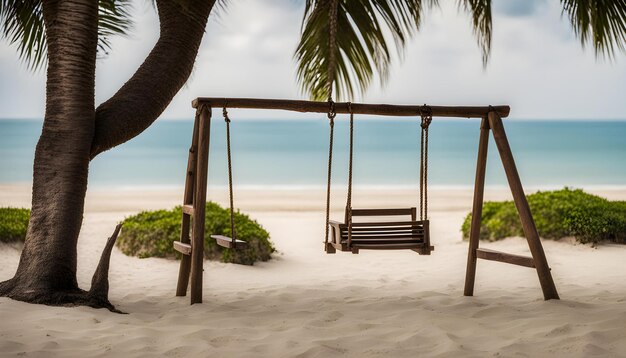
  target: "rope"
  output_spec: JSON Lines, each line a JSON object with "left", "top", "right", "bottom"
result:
{"left": 420, "top": 120, "right": 424, "bottom": 220}
{"left": 327, "top": 0, "right": 339, "bottom": 101}
{"left": 346, "top": 102, "right": 354, "bottom": 247}
{"left": 324, "top": 101, "right": 337, "bottom": 249}
{"left": 424, "top": 118, "right": 432, "bottom": 220}
{"left": 223, "top": 106, "right": 237, "bottom": 246}
{"left": 420, "top": 105, "right": 433, "bottom": 221}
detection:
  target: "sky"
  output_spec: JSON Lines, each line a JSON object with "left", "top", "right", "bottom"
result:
{"left": 0, "top": 0, "right": 624, "bottom": 120}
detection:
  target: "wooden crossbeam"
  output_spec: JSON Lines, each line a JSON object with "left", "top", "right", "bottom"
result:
{"left": 475, "top": 248, "right": 535, "bottom": 268}
{"left": 193, "top": 97, "right": 510, "bottom": 119}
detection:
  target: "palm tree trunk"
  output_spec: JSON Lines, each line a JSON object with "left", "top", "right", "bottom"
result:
{"left": 90, "top": 0, "right": 215, "bottom": 157}
{"left": 0, "top": 0, "right": 214, "bottom": 310}
{"left": 0, "top": 0, "right": 98, "bottom": 305}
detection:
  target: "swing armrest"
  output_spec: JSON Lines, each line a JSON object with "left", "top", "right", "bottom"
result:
{"left": 328, "top": 220, "right": 344, "bottom": 229}
{"left": 327, "top": 220, "right": 344, "bottom": 244}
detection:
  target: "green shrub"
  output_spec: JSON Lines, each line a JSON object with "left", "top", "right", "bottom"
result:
{"left": 0, "top": 207, "right": 30, "bottom": 243}
{"left": 461, "top": 188, "right": 626, "bottom": 244}
{"left": 116, "top": 202, "right": 275, "bottom": 265}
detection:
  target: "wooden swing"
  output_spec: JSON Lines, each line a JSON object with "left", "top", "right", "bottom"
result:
{"left": 172, "top": 106, "right": 247, "bottom": 277}
{"left": 209, "top": 107, "right": 249, "bottom": 250}
{"left": 324, "top": 102, "right": 433, "bottom": 255}
{"left": 173, "top": 97, "right": 559, "bottom": 305}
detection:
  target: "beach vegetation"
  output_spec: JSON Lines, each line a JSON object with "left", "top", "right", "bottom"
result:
{"left": 462, "top": 188, "right": 626, "bottom": 244}
{"left": 116, "top": 202, "right": 274, "bottom": 265}
{"left": 0, "top": 208, "right": 30, "bottom": 243}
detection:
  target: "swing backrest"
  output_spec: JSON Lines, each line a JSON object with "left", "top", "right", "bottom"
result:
{"left": 331, "top": 206, "right": 430, "bottom": 252}
{"left": 340, "top": 207, "right": 426, "bottom": 243}
{"left": 348, "top": 208, "right": 416, "bottom": 221}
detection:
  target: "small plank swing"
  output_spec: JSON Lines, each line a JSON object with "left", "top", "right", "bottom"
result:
{"left": 209, "top": 107, "right": 249, "bottom": 250}
{"left": 324, "top": 102, "right": 434, "bottom": 255}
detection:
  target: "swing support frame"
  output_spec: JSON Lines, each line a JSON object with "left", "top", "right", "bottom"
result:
{"left": 173, "top": 97, "right": 559, "bottom": 305}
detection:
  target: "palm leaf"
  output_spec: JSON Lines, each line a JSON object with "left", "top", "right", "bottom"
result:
{"left": 561, "top": 0, "right": 626, "bottom": 58}
{"left": 98, "top": 0, "right": 133, "bottom": 57}
{"left": 458, "top": 0, "right": 492, "bottom": 66}
{"left": 295, "top": 0, "right": 434, "bottom": 101}
{"left": 0, "top": 0, "right": 45, "bottom": 71}
{"left": 0, "top": 0, "right": 134, "bottom": 71}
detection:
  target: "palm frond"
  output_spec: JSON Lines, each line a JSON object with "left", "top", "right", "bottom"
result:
{"left": 561, "top": 0, "right": 626, "bottom": 59}
{"left": 98, "top": 0, "right": 134, "bottom": 57}
{"left": 0, "top": 0, "right": 134, "bottom": 71}
{"left": 458, "top": 0, "right": 492, "bottom": 66}
{"left": 0, "top": 0, "right": 45, "bottom": 71}
{"left": 295, "top": 0, "right": 433, "bottom": 101}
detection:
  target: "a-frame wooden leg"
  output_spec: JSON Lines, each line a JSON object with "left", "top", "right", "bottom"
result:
{"left": 190, "top": 105, "right": 212, "bottom": 304}
{"left": 488, "top": 111, "right": 559, "bottom": 300}
{"left": 464, "top": 117, "right": 490, "bottom": 296}
{"left": 175, "top": 111, "right": 201, "bottom": 297}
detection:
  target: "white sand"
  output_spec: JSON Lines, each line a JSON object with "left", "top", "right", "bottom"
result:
{"left": 1, "top": 184, "right": 626, "bottom": 357}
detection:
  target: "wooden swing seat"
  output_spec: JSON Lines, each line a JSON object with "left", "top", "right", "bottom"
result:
{"left": 211, "top": 234, "right": 248, "bottom": 250}
{"left": 326, "top": 208, "right": 433, "bottom": 254}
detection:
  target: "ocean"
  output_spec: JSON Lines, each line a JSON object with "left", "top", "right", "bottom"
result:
{"left": 1, "top": 118, "right": 625, "bottom": 189}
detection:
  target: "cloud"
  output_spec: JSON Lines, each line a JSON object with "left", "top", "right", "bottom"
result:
{"left": 0, "top": 0, "right": 624, "bottom": 121}
{"left": 492, "top": 0, "right": 547, "bottom": 17}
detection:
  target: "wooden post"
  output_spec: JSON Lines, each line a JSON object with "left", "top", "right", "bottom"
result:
{"left": 464, "top": 117, "right": 490, "bottom": 296}
{"left": 488, "top": 111, "right": 559, "bottom": 300}
{"left": 190, "top": 105, "right": 211, "bottom": 304}
{"left": 175, "top": 111, "right": 201, "bottom": 297}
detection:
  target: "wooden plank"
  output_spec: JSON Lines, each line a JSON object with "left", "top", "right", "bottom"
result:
{"left": 488, "top": 112, "right": 559, "bottom": 300}
{"left": 181, "top": 205, "right": 194, "bottom": 216}
{"left": 476, "top": 248, "right": 535, "bottom": 268}
{"left": 350, "top": 208, "right": 415, "bottom": 216}
{"left": 348, "top": 230, "right": 424, "bottom": 236}
{"left": 193, "top": 97, "right": 510, "bottom": 118}
{"left": 346, "top": 240, "right": 425, "bottom": 245}
{"left": 190, "top": 105, "right": 211, "bottom": 305}
{"left": 176, "top": 110, "right": 201, "bottom": 297}
{"left": 211, "top": 235, "right": 248, "bottom": 250}
{"left": 341, "top": 230, "right": 424, "bottom": 237}
{"left": 346, "top": 220, "right": 427, "bottom": 228}
{"left": 342, "top": 237, "right": 425, "bottom": 242}
{"left": 351, "top": 242, "right": 427, "bottom": 250}
{"left": 341, "top": 226, "right": 424, "bottom": 233}
{"left": 173, "top": 241, "right": 192, "bottom": 256}
{"left": 343, "top": 235, "right": 425, "bottom": 241}
{"left": 464, "top": 117, "right": 490, "bottom": 297}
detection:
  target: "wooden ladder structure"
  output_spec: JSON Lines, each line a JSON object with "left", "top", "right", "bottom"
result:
{"left": 173, "top": 103, "right": 211, "bottom": 304}
{"left": 173, "top": 98, "right": 559, "bottom": 305}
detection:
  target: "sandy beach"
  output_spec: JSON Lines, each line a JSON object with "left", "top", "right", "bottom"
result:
{"left": 1, "top": 184, "right": 626, "bottom": 357}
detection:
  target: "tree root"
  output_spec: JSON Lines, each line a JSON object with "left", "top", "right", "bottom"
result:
{"left": 0, "top": 224, "right": 125, "bottom": 314}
